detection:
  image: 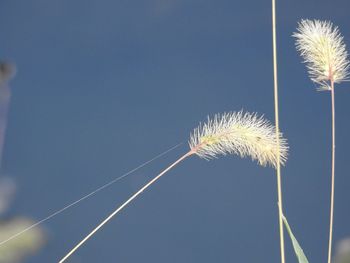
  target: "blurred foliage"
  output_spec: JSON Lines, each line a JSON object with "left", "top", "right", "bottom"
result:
{"left": 334, "top": 238, "right": 350, "bottom": 263}
{"left": 0, "top": 178, "right": 15, "bottom": 216}
{"left": 0, "top": 63, "right": 46, "bottom": 263}
{"left": 0, "top": 218, "right": 45, "bottom": 263}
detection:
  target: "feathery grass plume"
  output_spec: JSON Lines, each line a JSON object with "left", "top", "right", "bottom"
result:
{"left": 189, "top": 111, "right": 288, "bottom": 168}
{"left": 293, "top": 19, "right": 350, "bottom": 91}
{"left": 59, "top": 110, "right": 288, "bottom": 262}
{"left": 294, "top": 19, "right": 349, "bottom": 263}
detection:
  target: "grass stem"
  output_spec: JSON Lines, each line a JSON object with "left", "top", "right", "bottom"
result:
{"left": 327, "top": 80, "right": 336, "bottom": 263}
{"left": 59, "top": 151, "right": 193, "bottom": 263}
{"left": 271, "top": 0, "right": 285, "bottom": 262}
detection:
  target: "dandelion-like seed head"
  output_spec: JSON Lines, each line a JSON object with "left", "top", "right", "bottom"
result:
{"left": 293, "top": 19, "right": 350, "bottom": 91}
{"left": 189, "top": 111, "right": 288, "bottom": 168}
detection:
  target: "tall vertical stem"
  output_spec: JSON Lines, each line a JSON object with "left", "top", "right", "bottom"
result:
{"left": 59, "top": 151, "right": 193, "bottom": 263}
{"left": 271, "top": 0, "right": 285, "bottom": 262}
{"left": 327, "top": 81, "right": 336, "bottom": 263}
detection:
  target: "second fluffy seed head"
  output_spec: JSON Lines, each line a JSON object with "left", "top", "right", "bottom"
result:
{"left": 293, "top": 19, "right": 350, "bottom": 90}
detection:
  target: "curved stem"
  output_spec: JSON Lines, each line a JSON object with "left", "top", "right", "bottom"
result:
{"left": 59, "top": 151, "right": 193, "bottom": 263}
{"left": 327, "top": 81, "right": 336, "bottom": 263}
{"left": 271, "top": 0, "right": 285, "bottom": 262}
{"left": 0, "top": 143, "right": 183, "bottom": 247}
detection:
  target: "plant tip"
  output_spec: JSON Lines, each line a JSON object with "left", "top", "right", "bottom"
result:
{"left": 189, "top": 111, "right": 288, "bottom": 168}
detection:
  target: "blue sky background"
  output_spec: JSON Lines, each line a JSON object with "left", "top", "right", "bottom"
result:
{"left": 1, "top": 0, "right": 350, "bottom": 262}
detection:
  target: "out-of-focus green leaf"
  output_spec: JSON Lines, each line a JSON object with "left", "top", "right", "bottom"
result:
{"left": 282, "top": 214, "right": 309, "bottom": 263}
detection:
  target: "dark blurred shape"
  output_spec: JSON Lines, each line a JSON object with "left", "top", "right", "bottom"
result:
{"left": 334, "top": 238, "right": 350, "bottom": 263}
{"left": 0, "top": 61, "right": 46, "bottom": 262}
{"left": 0, "top": 218, "right": 46, "bottom": 263}
{"left": 0, "top": 61, "right": 16, "bottom": 167}
{"left": 0, "top": 63, "right": 16, "bottom": 85}
{"left": 0, "top": 177, "right": 16, "bottom": 216}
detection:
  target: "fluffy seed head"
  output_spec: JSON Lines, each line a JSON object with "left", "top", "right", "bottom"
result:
{"left": 293, "top": 19, "right": 350, "bottom": 91}
{"left": 189, "top": 111, "right": 288, "bottom": 168}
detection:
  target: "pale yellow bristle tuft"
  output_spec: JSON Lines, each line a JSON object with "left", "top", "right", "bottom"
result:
{"left": 189, "top": 111, "right": 288, "bottom": 168}
{"left": 293, "top": 19, "right": 349, "bottom": 90}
